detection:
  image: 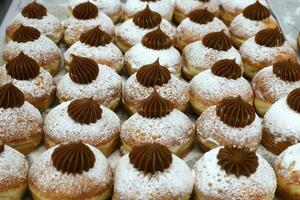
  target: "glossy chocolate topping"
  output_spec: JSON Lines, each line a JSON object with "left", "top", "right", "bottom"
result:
{"left": 12, "top": 25, "right": 41, "bottom": 43}
{"left": 133, "top": 5, "right": 162, "bottom": 29}
{"left": 79, "top": 26, "right": 112, "bottom": 47}
{"left": 188, "top": 8, "right": 214, "bottom": 24}
{"left": 0, "top": 83, "right": 25, "bottom": 109}
{"left": 287, "top": 88, "right": 300, "bottom": 113}
{"left": 255, "top": 27, "right": 285, "bottom": 47}
{"left": 202, "top": 31, "right": 232, "bottom": 51}
{"left": 141, "top": 27, "right": 173, "bottom": 50}
{"left": 22, "top": 1, "right": 47, "bottom": 19}
{"left": 243, "top": 1, "right": 270, "bottom": 21}
{"left": 211, "top": 59, "right": 242, "bottom": 80}
{"left": 273, "top": 59, "right": 300, "bottom": 82}
{"left": 73, "top": 1, "right": 98, "bottom": 20}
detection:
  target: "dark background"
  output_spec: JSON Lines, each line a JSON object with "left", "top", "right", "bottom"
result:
{"left": 0, "top": 0, "right": 12, "bottom": 25}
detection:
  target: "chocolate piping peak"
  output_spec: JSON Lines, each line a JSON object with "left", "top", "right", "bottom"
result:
{"left": 21, "top": 1, "right": 47, "bottom": 19}
{"left": 0, "top": 83, "right": 25, "bottom": 109}
{"left": 133, "top": 5, "right": 162, "bottom": 29}
{"left": 188, "top": 8, "right": 214, "bottom": 24}
{"left": 12, "top": 24, "right": 41, "bottom": 43}
{"left": 202, "top": 30, "right": 232, "bottom": 51}
{"left": 72, "top": 1, "right": 98, "bottom": 20}
{"left": 141, "top": 27, "right": 173, "bottom": 50}
{"left": 273, "top": 59, "right": 300, "bottom": 82}
{"left": 255, "top": 27, "right": 285, "bottom": 47}
{"left": 243, "top": 0, "right": 270, "bottom": 21}
{"left": 287, "top": 88, "right": 300, "bottom": 113}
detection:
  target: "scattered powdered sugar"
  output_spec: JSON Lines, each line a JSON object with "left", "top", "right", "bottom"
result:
{"left": 116, "top": 18, "right": 176, "bottom": 46}
{"left": 113, "top": 154, "right": 194, "bottom": 200}
{"left": 124, "top": 0, "right": 175, "bottom": 20}
{"left": 177, "top": 17, "right": 229, "bottom": 42}
{"left": 219, "top": 0, "right": 268, "bottom": 13}
{"left": 175, "top": 0, "right": 220, "bottom": 15}
{"left": 125, "top": 43, "right": 182, "bottom": 74}
{"left": 3, "top": 35, "right": 61, "bottom": 66}
{"left": 239, "top": 38, "right": 296, "bottom": 65}
{"left": 64, "top": 41, "right": 123, "bottom": 67}
{"left": 230, "top": 14, "right": 276, "bottom": 39}
{"left": 29, "top": 144, "right": 113, "bottom": 196}
{"left": 196, "top": 106, "right": 262, "bottom": 151}
{"left": 121, "top": 109, "right": 194, "bottom": 147}
{"left": 263, "top": 97, "right": 300, "bottom": 144}
{"left": 0, "top": 145, "right": 28, "bottom": 184}
{"left": 0, "top": 67, "right": 55, "bottom": 98}
{"left": 0, "top": 102, "right": 43, "bottom": 142}
{"left": 194, "top": 147, "right": 276, "bottom": 199}
{"left": 44, "top": 101, "right": 121, "bottom": 145}
{"left": 252, "top": 66, "right": 300, "bottom": 102}
{"left": 123, "top": 73, "right": 189, "bottom": 106}
{"left": 190, "top": 70, "right": 253, "bottom": 105}
{"left": 183, "top": 41, "right": 242, "bottom": 71}
{"left": 57, "top": 64, "right": 122, "bottom": 104}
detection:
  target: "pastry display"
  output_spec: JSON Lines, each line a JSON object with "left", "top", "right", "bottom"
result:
{"left": 65, "top": 26, "right": 124, "bottom": 73}
{"left": 0, "top": 52, "right": 56, "bottom": 111}
{"left": 0, "top": 83, "right": 43, "bottom": 154}
{"left": 174, "top": 0, "right": 220, "bottom": 24}
{"left": 125, "top": 27, "right": 182, "bottom": 76}
{"left": 44, "top": 98, "right": 121, "bottom": 156}
{"left": 219, "top": 0, "right": 268, "bottom": 25}
{"left": 3, "top": 25, "right": 61, "bottom": 75}
{"left": 262, "top": 88, "right": 300, "bottom": 155}
{"left": 229, "top": 1, "right": 277, "bottom": 47}
{"left": 176, "top": 8, "right": 228, "bottom": 50}
{"left": 63, "top": 1, "right": 115, "bottom": 46}
{"left": 123, "top": 0, "right": 175, "bottom": 21}
{"left": 29, "top": 142, "right": 113, "bottom": 200}
{"left": 194, "top": 146, "right": 277, "bottom": 200}
{"left": 0, "top": 142, "right": 28, "bottom": 200}
{"left": 120, "top": 89, "right": 194, "bottom": 157}
{"left": 57, "top": 55, "right": 122, "bottom": 111}
{"left": 123, "top": 59, "right": 189, "bottom": 114}
{"left": 182, "top": 30, "right": 242, "bottom": 80}
{"left": 189, "top": 59, "right": 253, "bottom": 114}
{"left": 6, "top": 1, "right": 63, "bottom": 43}
{"left": 116, "top": 5, "right": 176, "bottom": 53}
{"left": 274, "top": 143, "right": 300, "bottom": 200}
{"left": 113, "top": 143, "right": 194, "bottom": 200}
{"left": 252, "top": 59, "right": 300, "bottom": 116}
{"left": 195, "top": 96, "right": 261, "bottom": 152}
{"left": 239, "top": 27, "right": 297, "bottom": 79}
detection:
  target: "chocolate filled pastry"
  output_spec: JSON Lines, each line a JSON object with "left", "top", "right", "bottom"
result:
{"left": 44, "top": 98, "right": 121, "bottom": 156}
{"left": 0, "top": 141, "right": 28, "bottom": 200}
{"left": 194, "top": 146, "right": 277, "bottom": 200}
{"left": 240, "top": 27, "right": 297, "bottom": 79}
{"left": 189, "top": 59, "right": 253, "bottom": 114}
{"left": 0, "top": 83, "right": 43, "bottom": 154}
{"left": 252, "top": 59, "right": 300, "bottom": 116}
{"left": 123, "top": 59, "right": 189, "bottom": 114}
{"left": 29, "top": 142, "right": 113, "bottom": 200}
{"left": 113, "top": 143, "right": 194, "bottom": 200}
{"left": 262, "top": 88, "right": 300, "bottom": 155}
{"left": 65, "top": 26, "right": 124, "bottom": 73}
{"left": 63, "top": 1, "right": 115, "bottom": 46}
{"left": 116, "top": 5, "right": 176, "bottom": 53}
{"left": 3, "top": 25, "right": 61, "bottom": 75}
{"left": 120, "top": 89, "right": 194, "bottom": 158}
{"left": 6, "top": 1, "right": 63, "bottom": 43}
{"left": 0, "top": 52, "right": 56, "bottom": 111}
{"left": 57, "top": 55, "right": 122, "bottom": 111}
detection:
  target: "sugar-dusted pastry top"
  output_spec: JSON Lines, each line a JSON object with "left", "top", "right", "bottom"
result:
{"left": 175, "top": 0, "right": 220, "bottom": 15}
{"left": 219, "top": 0, "right": 268, "bottom": 13}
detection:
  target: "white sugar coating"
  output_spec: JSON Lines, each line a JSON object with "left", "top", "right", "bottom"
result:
{"left": 123, "top": 73, "right": 189, "bottom": 106}
{"left": 196, "top": 106, "right": 262, "bottom": 151}
{"left": 124, "top": 0, "right": 175, "bottom": 20}
{"left": 230, "top": 14, "right": 276, "bottom": 39}
{"left": 0, "top": 67, "right": 55, "bottom": 98}
{"left": 219, "top": 0, "right": 268, "bottom": 13}
{"left": 8, "top": 13, "right": 62, "bottom": 38}
{"left": 175, "top": 0, "right": 220, "bottom": 15}
{"left": 121, "top": 109, "right": 194, "bottom": 147}
{"left": 125, "top": 43, "right": 182, "bottom": 74}
{"left": 57, "top": 64, "right": 122, "bottom": 104}
{"left": 63, "top": 13, "right": 115, "bottom": 41}
{"left": 183, "top": 41, "right": 242, "bottom": 71}
{"left": 177, "top": 17, "right": 229, "bottom": 42}
{"left": 3, "top": 35, "right": 61, "bottom": 65}
{"left": 252, "top": 66, "right": 300, "bottom": 102}
{"left": 29, "top": 144, "right": 113, "bottom": 196}
{"left": 114, "top": 154, "right": 194, "bottom": 200}
{"left": 64, "top": 41, "right": 123, "bottom": 67}
{"left": 263, "top": 97, "right": 300, "bottom": 144}
{"left": 0, "top": 102, "right": 43, "bottom": 142}
{"left": 44, "top": 101, "right": 121, "bottom": 145}
{"left": 117, "top": 18, "right": 176, "bottom": 46}
{"left": 239, "top": 38, "right": 296, "bottom": 65}
{"left": 190, "top": 69, "right": 253, "bottom": 105}
{"left": 0, "top": 145, "right": 28, "bottom": 186}
{"left": 194, "top": 147, "right": 276, "bottom": 200}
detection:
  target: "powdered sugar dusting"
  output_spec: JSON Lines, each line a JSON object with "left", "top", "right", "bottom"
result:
{"left": 194, "top": 147, "right": 276, "bottom": 199}
{"left": 175, "top": 0, "right": 220, "bottom": 15}
{"left": 220, "top": 0, "right": 268, "bottom": 12}
{"left": 113, "top": 154, "right": 194, "bottom": 200}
